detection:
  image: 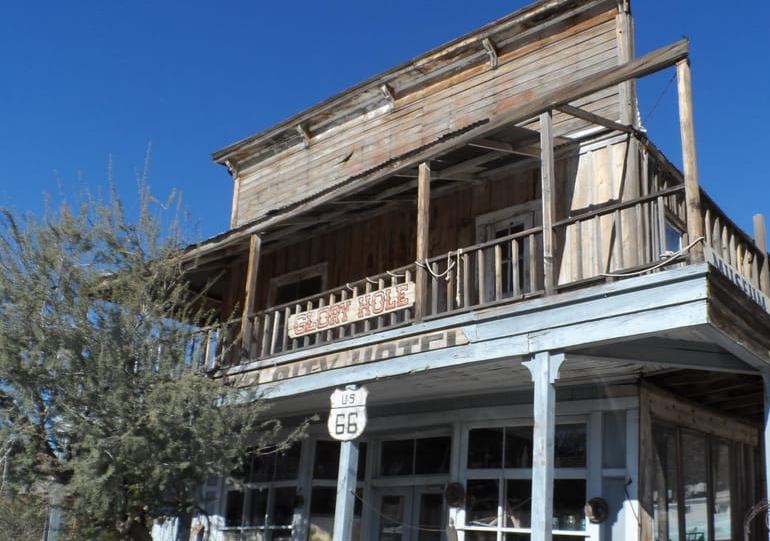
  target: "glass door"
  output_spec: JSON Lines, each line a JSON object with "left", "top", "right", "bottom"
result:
{"left": 377, "top": 487, "right": 445, "bottom": 541}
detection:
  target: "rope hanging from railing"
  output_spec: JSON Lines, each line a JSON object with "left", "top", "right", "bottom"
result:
{"left": 600, "top": 236, "right": 704, "bottom": 278}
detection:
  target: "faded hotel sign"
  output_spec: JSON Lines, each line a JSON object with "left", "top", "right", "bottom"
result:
{"left": 221, "top": 328, "right": 470, "bottom": 387}
{"left": 288, "top": 282, "right": 415, "bottom": 338}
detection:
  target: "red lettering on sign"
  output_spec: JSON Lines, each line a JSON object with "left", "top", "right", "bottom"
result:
{"left": 396, "top": 283, "right": 408, "bottom": 306}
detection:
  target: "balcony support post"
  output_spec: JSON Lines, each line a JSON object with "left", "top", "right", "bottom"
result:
{"left": 754, "top": 214, "right": 770, "bottom": 295}
{"left": 676, "top": 58, "right": 705, "bottom": 262}
{"left": 415, "top": 161, "right": 431, "bottom": 320}
{"left": 540, "top": 111, "right": 556, "bottom": 294}
{"left": 241, "top": 233, "right": 261, "bottom": 358}
{"left": 524, "top": 351, "right": 564, "bottom": 541}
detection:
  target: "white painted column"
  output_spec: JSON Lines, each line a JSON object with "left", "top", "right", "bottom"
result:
{"left": 332, "top": 440, "right": 359, "bottom": 541}
{"left": 524, "top": 351, "right": 565, "bottom": 541}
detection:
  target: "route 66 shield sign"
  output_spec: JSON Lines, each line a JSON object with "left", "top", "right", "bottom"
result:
{"left": 327, "top": 386, "right": 368, "bottom": 441}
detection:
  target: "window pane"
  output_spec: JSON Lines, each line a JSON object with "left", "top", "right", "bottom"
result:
{"left": 314, "top": 440, "right": 340, "bottom": 479}
{"left": 468, "top": 428, "right": 503, "bottom": 469}
{"left": 652, "top": 423, "right": 680, "bottom": 541}
{"left": 712, "top": 440, "right": 731, "bottom": 541}
{"left": 250, "top": 454, "right": 274, "bottom": 483}
{"left": 309, "top": 487, "right": 335, "bottom": 541}
{"left": 602, "top": 411, "right": 626, "bottom": 468}
{"left": 505, "top": 479, "right": 532, "bottom": 528}
{"left": 466, "top": 479, "right": 499, "bottom": 526}
{"left": 415, "top": 437, "right": 451, "bottom": 474}
{"left": 248, "top": 488, "right": 267, "bottom": 526}
{"left": 417, "top": 493, "right": 444, "bottom": 541}
{"left": 275, "top": 442, "right": 302, "bottom": 480}
{"left": 467, "top": 532, "right": 497, "bottom": 540}
{"left": 505, "top": 426, "right": 533, "bottom": 468}
{"left": 272, "top": 487, "right": 297, "bottom": 527}
{"left": 553, "top": 479, "right": 585, "bottom": 531}
{"left": 272, "top": 530, "right": 292, "bottom": 541}
{"left": 381, "top": 439, "right": 414, "bottom": 476}
{"left": 225, "top": 490, "right": 244, "bottom": 527}
{"left": 380, "top": 495, "right": 405, "bottom": 541}
{"left": 682, "top": 431, "right": 707, "bottom": 541}
{"left": 555, "top": 425, "right": 586, "bottom": 467}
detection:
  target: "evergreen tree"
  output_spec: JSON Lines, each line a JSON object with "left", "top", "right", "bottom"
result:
{"left": 0, "top": 191, "right": 307, "bottom": 540}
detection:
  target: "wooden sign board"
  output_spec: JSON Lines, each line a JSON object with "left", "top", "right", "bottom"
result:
{"left": 704, "top": 245, "right": 770, "bottom": 314}
{"left": 288, "top": 282, "right": 415, "bottom": 338}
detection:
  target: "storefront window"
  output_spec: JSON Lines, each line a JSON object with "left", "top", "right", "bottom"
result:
{"left": 651, "top": 421, "right": 750, "bottom": 541}
{"left": 381, "top": 436, "right": 451, "bottom": 476}
{"left": 308, "top": 440, "right": 366, "bottom": 541}
{"left": 223, "top": 443, "right": 302, "bottom": 540}
{"left": 464, "top": 424, "right": 588, "bottom": 539}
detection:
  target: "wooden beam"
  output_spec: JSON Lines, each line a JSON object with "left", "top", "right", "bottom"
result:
{"left": 676, "top": 59, "right": 704, "bottom": 262}
{"left": 556, "top": 104, "right": 632, "bottom": 134}
{"left": 241, "top": 234, "right": 261, "bottom": 354}
{"left": 415, "top": 162, "right": 431, "bottom": 320}
{"left": 379, "top": 83, "right": 396, "bottom": 107}
{"left": 540, "top": 111, "right": 556, "bottom": 296}
{"left": 754, "top": 214, "right": 770, "bottom": 295}
{"left": 469, "top": 138, "right": 540, "bottom": 157}
{"left": 763, "top": 370, "right": 770, "bottom": 501}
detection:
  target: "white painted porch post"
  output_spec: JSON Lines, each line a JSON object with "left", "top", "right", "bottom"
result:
{"left": 524, "top": 351, "right": 565, "bottom": 541}
{"left": 332, "top": 441, "right": 359, "bottom": 541}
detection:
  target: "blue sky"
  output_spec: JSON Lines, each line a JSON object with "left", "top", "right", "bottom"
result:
{"left": 1, "top": 1, "right": 768, "bottom": 241}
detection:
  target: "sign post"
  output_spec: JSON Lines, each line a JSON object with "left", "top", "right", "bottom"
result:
{"left": 329, "top": 385, "right": 368, "bottom": 541}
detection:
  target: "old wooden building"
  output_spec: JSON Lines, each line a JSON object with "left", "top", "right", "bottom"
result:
{"left": 175, "top": 1, "right": 770, "bottom": 540}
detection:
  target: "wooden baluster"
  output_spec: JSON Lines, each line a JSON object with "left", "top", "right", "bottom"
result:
{"left": 704, "top": 208, "right": 712, "bottom": 247}
{"left": 494, "top": 244, "right": 503, "bottom": 301}
{"left": 250, "top": 315, "right": 260, "bottom": 359}
{"left": 430, "top": 263, "right": 439, "bottom": 315}
{"left": 728, "top": 231, "right": 737, "bottom": 267}
{"left": 339, "top": 291, "right": 349, "bottom": 337}
{"left": 328, "top": 293, "right": 337, "bottom": 341}
{"left": 376, "top": 279, "right": 385, "bottom": 328}
{"left": 594, "top": 214, "right": 603, "bottom": 276}
{"left": 477, "top": 249, "right": 486, "bottom": 304}
{"left": 260, "top": 312, "right": 271, "bottom": 358}
{"left": 656, "top": 196, "right": 666, "bottom": 259}
{"left": 317, "top": 297, "right": 326, "bottom": 344}
{"left": 269, "top": 311, "right": 281, "bottom": 356}
{"left": 363, "top": 282, "right": 372, "bottom": 333}
{"left": 721, "top": 221, "right": 729, "bottom": 261}
{"left": 390, "top": 276, "right": 399, "bottom": 325}
{"left": 463, "top": 253, "right": 470, "bottom": 307}
{"left": 634, "top": 203, "right": 644, "bottom": 267}
{"left": 446, "top": 259, "right": 455, "bottom": 312}
{"left": 613, "top": 209, "right": 624, "bottom": 271}
{"left": 281, "top": 307, "right": 291, "bottom": 352}
{"left": 574, "top": 223, "right": 583, "bottom": 281}
{"left": 305, "top": 300, "right": 314, "bottom": 345}
{"left": 512, "top": 238, "right": 521, "bottom": 297}
{"left": 291, "top": 305, "right": 301, "bottom": 351}
{"left": 529, "top": 233, "right": 538, "bottom": 292}
{"left": 754, "top": 214, "right": 770, "bottom": 295}
{"left": 403, "top": 273, "right": 412, "bottom": 321}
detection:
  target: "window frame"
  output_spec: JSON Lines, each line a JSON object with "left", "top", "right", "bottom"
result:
{"left": 267, "top": 262, "right": 328, "bottom": 307}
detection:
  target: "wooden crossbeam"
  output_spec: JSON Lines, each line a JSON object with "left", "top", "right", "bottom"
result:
{"left": 556, "top": 104, "right": 632, "bottom": 134}
{"left": 469, "top": 138, "right": 539, "bottom": 157}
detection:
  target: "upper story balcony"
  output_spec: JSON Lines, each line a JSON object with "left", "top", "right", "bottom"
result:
{"left": 178, "top": 1, "right": 770, "bottom": 385}
{"left": 181, "top": 126, "right": 769, "bottom": 377}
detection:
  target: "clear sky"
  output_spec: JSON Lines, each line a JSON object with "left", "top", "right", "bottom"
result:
{"left": 1, "top": 1, "right": 768, "bottom": 242}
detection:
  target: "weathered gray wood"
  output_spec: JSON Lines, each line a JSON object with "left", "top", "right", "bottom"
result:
{"left": 415, "top": 162, "right": 431, "bottom": 320}
{"left": 223, "top": 39, "right": 685, "bottom": 242}
{"left": 241, "top": 234, "right": 261, "bottom": 354}
{"left": 764, "top": 370, "right": 770, "bottom": 506}
{"left": 676, "top": 59, "right": 704, "bottom": 262}
{"left": 524, "top": 351, "right": 565, "bottom": 541}
{"left": 540, "top": 111, "right": 556, "bottom": 294}
{"left": 754, "top": 214, "right": 770, "bottom": 295}
{"left": 332, "top": 439, "right": 359, "bottom": 541}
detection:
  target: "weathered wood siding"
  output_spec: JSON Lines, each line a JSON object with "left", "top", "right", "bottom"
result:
{"left": 233, "top": 3, "right": 622, "bottom": 226}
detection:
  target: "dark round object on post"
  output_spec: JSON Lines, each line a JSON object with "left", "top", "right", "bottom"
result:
{"left": 445, "top": 482, "right": 466, "bottom": 507}
{"left": 584, "top": 497, "right": 609, "bottom": 524}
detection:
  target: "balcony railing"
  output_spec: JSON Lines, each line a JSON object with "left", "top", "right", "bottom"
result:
{"left": 187, "top": 186, "right": 768, "bottom": 370}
